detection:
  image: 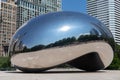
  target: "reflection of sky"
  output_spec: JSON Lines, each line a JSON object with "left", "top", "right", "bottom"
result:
{"left": 13, "top": 12, "right": 110, "bottom": 48}
{"left": 58, "top": 25, "right": 71, "bottom": 32}
{"left": 21, "top": 21, "right": 93, "bottom": 48}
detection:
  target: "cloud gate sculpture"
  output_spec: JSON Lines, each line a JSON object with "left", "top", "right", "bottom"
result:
{"left": 9, "top": 11, "right": 114, "bottom": 72}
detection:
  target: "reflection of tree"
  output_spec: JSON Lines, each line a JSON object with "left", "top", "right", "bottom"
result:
{"left": 78, "top": 35, "right": 100, "bottom": 42}
{"left": 20, "top": 35, "right": 114, "bottom": 53}
{"left": 22, "top": 45, "right": 45, "bottom": 52}
{"left": 48, "top": 37, "right": 76, "bottom": 47}
{"left": 23, "top": 46, "right": 29, "bottom": 52}
{"left": 31, "top": 45, "right": 45, "bottom": 51}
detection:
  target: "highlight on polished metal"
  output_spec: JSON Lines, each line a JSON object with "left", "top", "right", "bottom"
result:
{"left": 9, "top": 11, "right": 115, "bottom": 72}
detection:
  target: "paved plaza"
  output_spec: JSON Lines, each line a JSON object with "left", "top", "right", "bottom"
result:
{"left": 0, "top": 69, "right": 120, "bottom": 80}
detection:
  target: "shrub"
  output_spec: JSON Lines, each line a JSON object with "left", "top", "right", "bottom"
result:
{"left": 107, "top": 53, "right": 120, "bottom": 70}
{"left": 0, "top": 57, "right": 11, "bottom": 69}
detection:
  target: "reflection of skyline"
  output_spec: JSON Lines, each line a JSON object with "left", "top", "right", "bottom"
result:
{"left": 15, "top": 22, "right": 95, "bottom": 48}
{"left": 13, "top": 14, "right": 100, "bottom": 49}
{"left": 20, "top": 26, "right": 92, "bottom": 48}
{"left": 9, "top": 12, "right": 114, "bottom": 55}
{"left": 12, "top": 34, "right": 114, "bottom": 54}
{"left": 12, "top": 23, "right": 109, "bottom": 49}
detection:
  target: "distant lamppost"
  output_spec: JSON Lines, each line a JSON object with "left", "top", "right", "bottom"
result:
{"left": 0, "top": 13, "right": 2, "bottom": 24}
{"left": 2, "top": 44, "right": 9, "bottom": 56}
{"left": 0, "top": 12, "right": 2, "bottom": 24}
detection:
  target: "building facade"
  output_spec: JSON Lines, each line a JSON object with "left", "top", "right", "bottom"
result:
{"left": 16, "top": 0, "right": 62, "bottom": 29}
{"left": 0, "top": 0, "right": 17, "bottom": 56}
{"left": 87, "top": 0, "right": 120, "bottom": 45}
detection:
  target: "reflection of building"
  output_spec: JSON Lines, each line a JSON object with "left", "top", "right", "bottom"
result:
{"left": 87, "top": 0, "right": 120, "bottom": 45}
{"left": 0, "top": 0, "right": 17, "bottom": 56}
{"left": 90, "top": 28, "right": 99, "bottom": 36}
{"left": 16, "top": 0, "right": 62, "bottom": 29}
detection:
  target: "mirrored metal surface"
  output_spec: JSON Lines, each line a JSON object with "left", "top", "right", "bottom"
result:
{"left": 9, "top": 11, "right": 114, "bottom": 72}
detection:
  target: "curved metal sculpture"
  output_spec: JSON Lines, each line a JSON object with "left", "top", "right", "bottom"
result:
{"left": 9, "top": 11, "right": 114, "bottom": 72}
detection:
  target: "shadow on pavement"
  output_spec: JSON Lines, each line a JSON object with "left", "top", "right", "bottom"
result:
{"left": 5, "top": 70, "right": 106, "bottom": 74}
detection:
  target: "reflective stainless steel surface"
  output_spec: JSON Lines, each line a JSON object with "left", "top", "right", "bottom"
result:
{"left": 9, "top": 11, "right": 114, "bottom": 72}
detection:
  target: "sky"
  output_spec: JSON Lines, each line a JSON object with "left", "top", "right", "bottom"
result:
{"left": 62, "top": 0, "right": 87, "bottom": 14}
{"left": 1, "top": 0, "right": 86, "bottom": 13}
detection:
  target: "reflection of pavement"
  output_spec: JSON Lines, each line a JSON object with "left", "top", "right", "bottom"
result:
{"left": 0, "top": 69, "right": 120, "bottom": 80}
{"left": 11, "top": 41, "right": 113, "bottom": 69}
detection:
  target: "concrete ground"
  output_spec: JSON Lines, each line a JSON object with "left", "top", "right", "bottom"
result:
{"left": 0, "top": 69, "right": 120, "bottom": 80}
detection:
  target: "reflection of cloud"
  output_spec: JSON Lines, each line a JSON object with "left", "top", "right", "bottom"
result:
{"left": 59, "top": 26, "right": 70, "bottom": 32}
{"left": 78, "top": 33, "right": 90, "bottom": 36}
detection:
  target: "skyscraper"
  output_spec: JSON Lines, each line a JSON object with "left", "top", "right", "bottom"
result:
{"left": 87, "top": 0, "right": 120, "bottom": 45}
{"left": 0, "top": 0, "right": 17, "bottom": 56}
{"left": 16, "top": 0, "right": 62, "bottom": 29}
